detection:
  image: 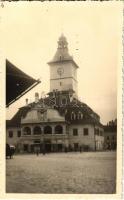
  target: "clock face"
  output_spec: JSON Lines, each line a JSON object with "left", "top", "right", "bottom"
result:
{"left": 57, "top": 67, "right": 64, "bottom": 76}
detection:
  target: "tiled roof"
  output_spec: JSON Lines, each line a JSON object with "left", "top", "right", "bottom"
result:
{"left": 6, "top": 96, "right": 103, "bottom": 128}
{"left": 6, "top": 107, "right": 30, "bottom": 127}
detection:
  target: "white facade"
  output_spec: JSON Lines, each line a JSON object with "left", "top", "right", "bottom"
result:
{"left": 6, "top": 108, "right": 104, "bottom": 152}
{"left": 49, "top": 62, "right": 78, "bottom": 95}
{"left": 6, "top": 35, "right": 104, "bottom": 153}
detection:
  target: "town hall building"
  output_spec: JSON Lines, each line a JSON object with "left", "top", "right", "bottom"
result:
{"left": 6, "top": 34, "right": 104, "bottom": 153}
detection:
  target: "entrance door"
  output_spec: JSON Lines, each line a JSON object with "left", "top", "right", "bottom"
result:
{"left": 74, "top": 143, "right": 79, "bottom": 151}
{"left": 30, "top": 144, "right": 34, "bottom": 153}
{"left": 23, "top": 144, "right": 29, "bottom": 152}
{"left": 45, "top": 144, "right": 51, "bottom": 152}
{"left": 58, "top": 144, "right": 63, "bottom": 152}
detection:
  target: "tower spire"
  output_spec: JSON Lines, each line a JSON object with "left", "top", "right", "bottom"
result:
{"left": 51, "top": 34, "right": 73, "bottom": 62}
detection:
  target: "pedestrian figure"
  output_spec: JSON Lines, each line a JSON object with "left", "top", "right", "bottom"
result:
{"left": 35, "top": 146, "right": 40, "bottom": 156}
{"left": 42, "top": 148, "right": 46, "bottom": 155}
{"left": 36, "top": 149, "right": 39, "bottom": 156}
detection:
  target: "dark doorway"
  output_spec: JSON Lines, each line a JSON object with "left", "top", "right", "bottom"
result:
{"left": 23, "top": 144, "right": 29, "bottom": 152}
{"left": 45, "top": 144, "right": 51, "bottom": 152}
{"left": 58, "top": 144, "right": 63, "bottom": 152}
{"left": 74, "top": 143, "right": 79, "bottom": 151}
{"left": 31, "top": 144, "right": 34, "bottom": 153}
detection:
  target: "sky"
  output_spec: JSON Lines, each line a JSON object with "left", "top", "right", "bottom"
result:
{"left": 0, "top": 2, "right": 122, "bottom": 124}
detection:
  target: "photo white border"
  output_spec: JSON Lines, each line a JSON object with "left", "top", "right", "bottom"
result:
{"left": 0, "top": 1, "right": 123, "bottom": 199}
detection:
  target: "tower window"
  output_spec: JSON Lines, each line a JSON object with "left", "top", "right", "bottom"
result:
{"left": 60, "top": 82, "right": 62, "bottom": 86}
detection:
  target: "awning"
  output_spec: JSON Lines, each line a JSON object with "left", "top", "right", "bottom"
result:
{"left": 6, "top": 59, "right": 41, "bottom": 107}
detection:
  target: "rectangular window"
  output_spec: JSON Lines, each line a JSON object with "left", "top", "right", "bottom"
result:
{"left": 8, "top": 131, "right": 13, "bottom": 138}
{"left": 17, "top": 131, "right": 21, "bottom": 137}
{"left": 100, "top": 131, "right": 103, "bottom": 136}
{"left": 95, "top": 128, "right": 99, "bottom": 135}
{"left": 84, "top": 128, "right": 89, "bottom": 136}
{"left": 73, "top": 128, "right": 78, "bottom": 136}
{"left": 34, "top": 140, "right": 40, "bottom": 143}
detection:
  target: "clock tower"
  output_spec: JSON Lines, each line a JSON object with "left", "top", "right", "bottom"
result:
{"left": 48, "top": 34, "right": 79, "bottom": 97}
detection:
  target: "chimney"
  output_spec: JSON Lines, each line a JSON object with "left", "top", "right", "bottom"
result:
{"left": 35, "top": 92, "right": 39, "bottom": 103}
{"left": 26, "top": 98, "right": 28, "bottom": 106}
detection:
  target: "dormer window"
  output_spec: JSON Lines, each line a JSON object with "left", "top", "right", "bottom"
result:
{"left": 61, "top": 97, "right": 67, "bottom": 105}
{"left": 78, "top": 111, "right": 83, "bottom": 120}
{"left": 71, "top": 112, "right": 76, "bottom": 120}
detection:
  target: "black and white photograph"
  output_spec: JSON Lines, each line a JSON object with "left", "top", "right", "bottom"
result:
{"left": 0, "top": 1, "right": 123, "bottom": 198}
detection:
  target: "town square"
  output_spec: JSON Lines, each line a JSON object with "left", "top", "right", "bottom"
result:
{"left": 6, "top": 151, "right": 116, "bottom": 194}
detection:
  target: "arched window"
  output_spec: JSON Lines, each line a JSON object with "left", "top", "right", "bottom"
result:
{"left": 23, "top": 127, "right": 31, "bottom": 135}
{"left": 33, "top": 126, "right": 42, "bottom": 135}
{"left": 71, "top": 112, "right": 76, "bottom": 120}
{"left": 44, "top": 126, "right": 52, "bottom": 134}
{"left": 55, "top": 125, "right": 63, "bottom": 134}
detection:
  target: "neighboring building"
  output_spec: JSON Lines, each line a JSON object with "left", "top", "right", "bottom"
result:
{"left": 103, "top": 119, "right": 117, "bottom": 150}
{"left": 6, "top": 34, "right": 104, "bottom": 153}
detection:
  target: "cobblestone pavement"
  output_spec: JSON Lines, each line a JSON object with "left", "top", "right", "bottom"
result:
{"left": 6, "top": 151, "right": 116, "bottom": 194}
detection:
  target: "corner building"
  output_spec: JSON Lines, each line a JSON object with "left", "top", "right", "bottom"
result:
{"left": 6, "top": 35, "right": 104, "bottom": 153}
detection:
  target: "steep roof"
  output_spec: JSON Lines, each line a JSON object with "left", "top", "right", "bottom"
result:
{"left": 48, "top": 34, "right": 79, "bottom": 68}
{"left": 6, "top": 107, "right": 30, "bottom": 127}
